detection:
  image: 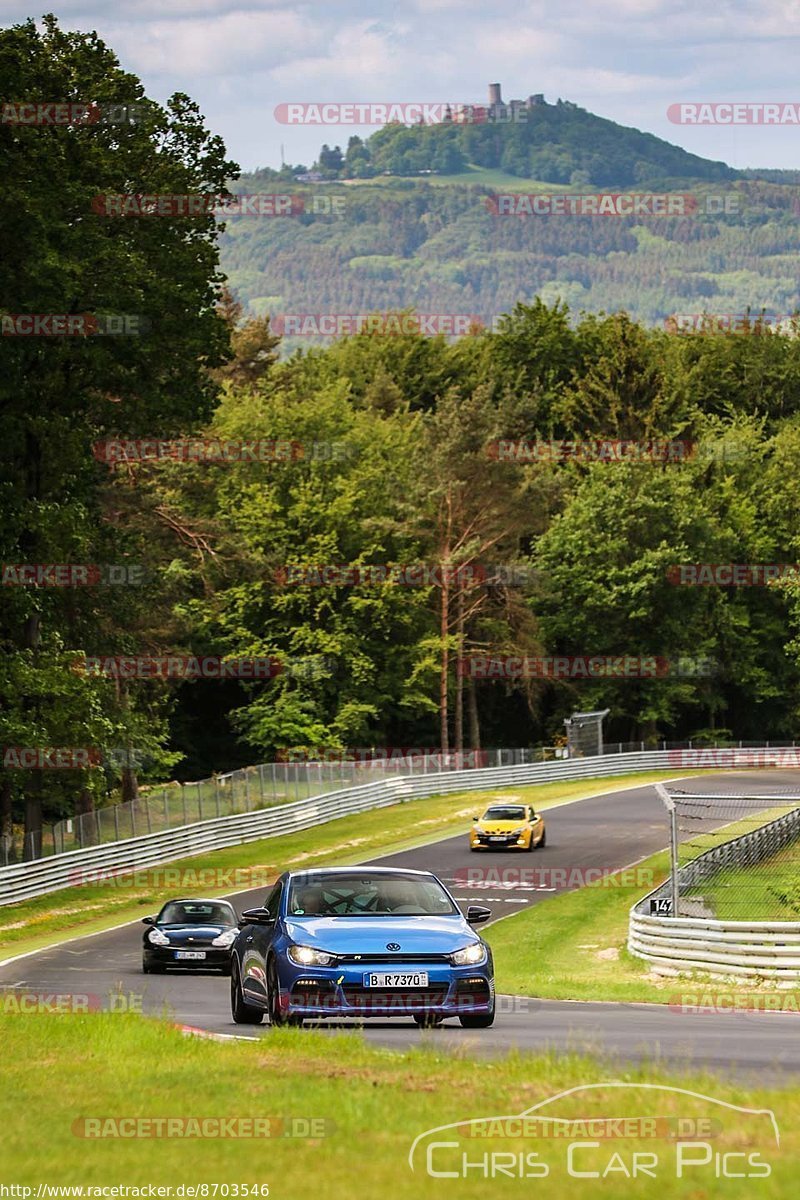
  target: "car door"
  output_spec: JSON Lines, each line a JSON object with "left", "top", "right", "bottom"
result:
{"left": 241, "top": 880, "right": 283, "bottom": 1003}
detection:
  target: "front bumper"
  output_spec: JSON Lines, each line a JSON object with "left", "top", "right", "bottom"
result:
{"left": 278, "top": 961, "right": 494, "bottom": 1018}
{"left": 470, "top": 832, "right": 529, "bottom": 849}
{"left": 144, "top": 946, "right": 232, "bottom": 969}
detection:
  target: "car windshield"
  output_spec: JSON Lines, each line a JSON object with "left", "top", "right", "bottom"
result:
{"left": 158, "top": 901, "right": 235, "bottom": 926}
{"left": 287, "top": 874, "right": 457, "bottom": 917}
{"left": 483, "top": 806, "right": 526, "bottom": 821}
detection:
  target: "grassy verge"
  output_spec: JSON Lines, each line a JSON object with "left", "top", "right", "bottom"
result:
{"left": 698, "top": 841, "right": 800, "bottom": 921}
{"left": 0, "top": 1013, "right": 794, "bottom": 1196}
{"left": 485, "top": 806, "right": 800, "bottom": 1004}
{"left": 0, "top": 771, "right": 696, "bottom": 962}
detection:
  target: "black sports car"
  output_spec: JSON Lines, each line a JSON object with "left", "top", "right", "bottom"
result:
{"left": 141, "top": 898, "right": 237, "bottom": 974}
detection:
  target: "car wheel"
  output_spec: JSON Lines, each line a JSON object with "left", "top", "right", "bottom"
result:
{"left": 538, "top": 828, "right": 546, "bottom": 848}
{"left": 143, "top": 960, "right": 165, "bottom": 974}
{"left": 526, "top": 831, "right": 534, "bottom": 851}
{"left": 267, "top": 959, "right": 302, "bottom": 1027}
{"left": 459, "top": 1000, "right": 495, "bottom": 1029}
{"left": 220, "top": 960, "right": 233, "bottom": 977}
{"left": 413, "top": 1013, "right": 444, "bottom": 1028}
{"left": 230, "top": 960, "right": 264, "bottom": 1024}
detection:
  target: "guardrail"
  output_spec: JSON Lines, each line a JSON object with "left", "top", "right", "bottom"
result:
{"left": 0, "top": 746, "right": 709, "bottom": 907}
{"left": 629, "top": 804, "right": 800, "bottom": 978}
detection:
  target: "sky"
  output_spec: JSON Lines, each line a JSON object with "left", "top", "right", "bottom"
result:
{"left": 3, "top": 1, "right": 800, "bottom": 173}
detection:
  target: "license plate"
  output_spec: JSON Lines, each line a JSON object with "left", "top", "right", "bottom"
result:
{"left": 364, "top": 972, "right": 429, "bottom": 988}
{"left": 489, "top": 836, "right": 506, "bottom": 842}
{"left": 175, "top": 950, "right": 206, "bottom": 960}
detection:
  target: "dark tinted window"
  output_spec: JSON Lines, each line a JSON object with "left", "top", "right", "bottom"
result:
{"left": 158, "top": 901, "right": 235, "bottom": 926}
{"left": 287, "top": 873, "right": 456, "bottom": 916}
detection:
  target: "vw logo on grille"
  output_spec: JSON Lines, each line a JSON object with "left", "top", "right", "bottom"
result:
{"left": 386, "top": 942, "right": 401, "bottom": 952}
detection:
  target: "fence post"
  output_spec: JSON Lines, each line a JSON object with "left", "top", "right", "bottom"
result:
{"left": 145, "top": 796, "right": 152, "bottom": 835}
{"left": 258, "top": 764, "right": 265, "bottom": 806}
{"left": 669, "top": 806, "right": 680, "bottom": 918}
{"left": 182, "top": 785, "right": 188, "bottom": 827}
{"left": 114, "top": 805, "right": 120, "bottom": 841}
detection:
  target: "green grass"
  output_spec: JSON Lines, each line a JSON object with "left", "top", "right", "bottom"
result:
{"left": 485, "top": 805, "right": 798, "bottom": 1004}
{"left": 699, "top": 841, "right": 800, "bottom": 920}
{"left": 0, "top": 771, "right": 696, "bottom": 962}
{"left": 0, "top": 1013, "right": 795, "bottom": 1196}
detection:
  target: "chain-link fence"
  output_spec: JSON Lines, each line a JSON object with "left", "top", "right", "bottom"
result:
{"left": 650, "top": 784, "right": 800, "bottom": 919}
{"left": 5, "top": 737, "right": 800, "bottom": 866}
{"left": 2, "top": 747, "right": 570, "bottom": 865}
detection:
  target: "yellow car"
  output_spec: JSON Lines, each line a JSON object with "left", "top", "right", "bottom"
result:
{"left": 469, "top": 802, "right": 546, "bottom": 852}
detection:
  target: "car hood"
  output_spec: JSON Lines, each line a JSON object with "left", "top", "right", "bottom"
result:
{"left": 157, "top": 924, "right": 231, "bottom": 943}
{"left": 475, "top": 820, "right": 526, "bottom": 833}
{"left": 284, "top": 915, "right": 474, "bottom": 954}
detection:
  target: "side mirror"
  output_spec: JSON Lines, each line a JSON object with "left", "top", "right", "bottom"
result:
{"left": 141, "top": 915, "right": 155, "bottom": 925}
{"left": 240, "top": 907, "right": 275, "bottom": 926}
{"left": 472, "top": 816, "right": 479, "bottom": 822}
{"left": 466, "top": 904, "right": 491, "bottom": 925}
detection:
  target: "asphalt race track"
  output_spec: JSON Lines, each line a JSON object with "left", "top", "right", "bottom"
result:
{"left": 3, "top": 771, "right": 800, "bottom": 1083}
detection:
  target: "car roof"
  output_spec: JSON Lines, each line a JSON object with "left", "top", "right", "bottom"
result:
{"left": 284, "top": 866, "right": 435, "bottom": 879}
{"left": 159, "top": 897, "right": 236, "bottom": 906}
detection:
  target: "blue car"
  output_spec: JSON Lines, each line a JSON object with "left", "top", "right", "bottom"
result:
{"left": 229, "top": 867, "right": 494, "bottom": 1028}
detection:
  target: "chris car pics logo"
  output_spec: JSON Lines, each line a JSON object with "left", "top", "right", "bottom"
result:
{"left": 408, "top": 1082, "right": 779, "bottom": 1180}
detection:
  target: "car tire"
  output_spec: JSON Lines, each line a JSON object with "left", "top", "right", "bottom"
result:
{"left": 526, "top": 831, "right": 534, "bottom": 851}
{"left": 220, "top": 960, "right": 233, "bottom": 977}
{"left": 231, "top": 960, "right": 264, "bottom": 1024}
{"left": 143, "top": 960, "right": 166, "bottom": 974}
{"left": 413, "top": 1013, "right": 444, "bottom": 1028}
{"left": 538, "top": 828, "right": 546, "bottom": 848}
{"left": 459, "top": 1000, "right": 495, "bottom": 1029}
{"left": 267, "top": 959, "right": 302, "bottom": 1027}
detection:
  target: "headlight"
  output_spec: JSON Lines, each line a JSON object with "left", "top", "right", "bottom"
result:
{"left": 287, "top": 945, "right": 337, "bottom": 967}
{"left": 211, "top": 929, "right": 237, "bottom": 947}
{"left": 451, "top": 943, "right": 486, "bottom": 966}
{"left": 147, "top": 928, "right": 170, "bottom": 946}
{"left": 511, "top": 827, "right": 526, "bottom": 836}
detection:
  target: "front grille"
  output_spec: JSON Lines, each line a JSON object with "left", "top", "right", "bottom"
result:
{"left": 336, "top": 953, "right": 451, "bottom": 964}
{"left": 342, "top": 985, "right": 449, "bottom": 1010}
